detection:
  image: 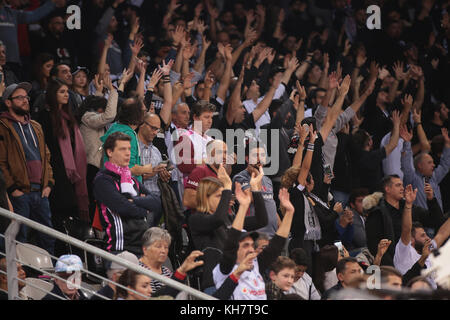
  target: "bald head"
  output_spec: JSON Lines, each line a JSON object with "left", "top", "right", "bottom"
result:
{"left": 139, "top": 112, "right": 161, "bottom": 143}
{"left": 414, "top": 153, "right": 435, "bottom": 177}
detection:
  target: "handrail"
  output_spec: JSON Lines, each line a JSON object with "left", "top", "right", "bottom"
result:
{"left": 0, "top": 207, "right": 216, "bottom": 300}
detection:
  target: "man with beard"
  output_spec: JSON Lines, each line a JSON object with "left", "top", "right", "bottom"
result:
{"left": 394, "top": 184, "right": 450, "bottom": 287}
{"left": 0, "top": 82, "right": 55, "bottom": 254}
{"left": 233, "top": 143, "right": 278, "bottom": 238}
{"left": 365, "top": 175, "right": 445, "bottom": 267}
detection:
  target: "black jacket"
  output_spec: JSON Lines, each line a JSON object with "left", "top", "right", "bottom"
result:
{"left": 93, "top": 169, "right": 150, "bottom": 256}
{"left": 365, "top": 197, "right": 445, "bottom": 266}
{"left": 42, "top": 283, "right": 87, "bottom": 300}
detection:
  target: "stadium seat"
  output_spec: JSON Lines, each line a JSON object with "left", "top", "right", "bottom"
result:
{"left": 21, "top": 277, "right": 54, "bottom": 300}
{"left": 16, "top": 243, "right": 53, "bottom": 273}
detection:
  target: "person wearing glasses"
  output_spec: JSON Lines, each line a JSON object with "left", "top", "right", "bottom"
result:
{"left": 0, "top": 82, "right": 55, "bottom": 255}
{"left": 137, "top": 112, "right": 172, "bottom": 224}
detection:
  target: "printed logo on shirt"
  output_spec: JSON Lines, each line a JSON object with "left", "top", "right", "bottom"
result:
{"left": 242, "top": 287, "right": 248, "bottom": 294}
{"left": 186, "top": 180, "right": 198, "bottom": 187}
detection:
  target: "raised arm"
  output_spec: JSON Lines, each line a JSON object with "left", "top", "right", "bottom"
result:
{"left": 400, "top": 185, "right": 417, "bottom": 245}
{"left": 216, "top": 45, "right": 233, "bottom": 102}
{"left": 319, "top": 74, "right": 351, "bottom": 143}
{"left": 384, "top": 110, "right": 401, "bottom": 156}
{"left": 98, "top": 34, "right": 113, "bottom": 78}
{"left": 252, "top": 73, "right": 282, "bottom": 122}
{"left": 193, "top": 35, "right": 211, "bottom": 74}
{"left": 411, "top": 108, "right": 431, "bottom": 153}
{"left": 159, "top": 60, "right": 174, "bottom": 125}
{"left": 298, "top": 125, "right": 316, "bottom": 185}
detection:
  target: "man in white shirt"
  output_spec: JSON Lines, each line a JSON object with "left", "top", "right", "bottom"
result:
{"left": 393, "top": 185, "right": 450, "bottom": 286}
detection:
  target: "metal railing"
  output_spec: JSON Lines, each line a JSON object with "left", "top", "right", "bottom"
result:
{"left": 0, "top": 207, "right": 216, "bottom": 300}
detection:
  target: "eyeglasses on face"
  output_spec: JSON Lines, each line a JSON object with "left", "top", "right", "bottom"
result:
{"left": 10, "top": 95, "right": 30, "bottom": 101}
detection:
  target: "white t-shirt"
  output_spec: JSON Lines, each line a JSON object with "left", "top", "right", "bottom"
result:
{"left": 324, "top": 268, "right": 339, "bottom": 291}
{"left": 288, "top": 272, "right": 321, "bottom": 300}
{"left": 213, "top": 261, "right": 266, "bottom": 300}
{"left": 394, "top": 239, "right": 437, "bottom": 288}
{"left": 394, "top": 239, "right": 435, "bottom": 274}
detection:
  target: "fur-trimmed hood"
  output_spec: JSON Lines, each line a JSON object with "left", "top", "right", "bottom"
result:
{"left": 362, "top": 192, "right": 384, "bottom": 211}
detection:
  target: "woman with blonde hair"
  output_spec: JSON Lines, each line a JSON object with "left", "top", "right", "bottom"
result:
{"left": 187, "top": 163, "right": 268, "bottom": 293}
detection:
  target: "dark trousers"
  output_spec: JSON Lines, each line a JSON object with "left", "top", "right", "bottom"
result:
{"left": 9, "top": 191, "right": 55, "bottom": 255}
{"left": 87, "top": 164, "right": 99, "bottom": 222}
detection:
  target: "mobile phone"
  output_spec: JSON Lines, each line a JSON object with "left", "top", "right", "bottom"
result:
{"left": 334, "top": 241, "right": 344, "bottom": 257}
{"left": 424, "top": 176, "right": 430, "bottom": 184}
{"left": 0, "top": 72, "right": 3, "bottom": 83}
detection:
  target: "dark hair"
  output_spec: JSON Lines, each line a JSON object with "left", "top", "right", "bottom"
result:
{"left": 290, "top": 248, "right": 310, "bottom": 267}
{"left": 103, "top": 131, "right": 131, "bottom": 156}
{"left": 336, "top": 257, "right": 359, "bottom": 276}
{"left": 431, "top": 134, "right": 445, "bottom": 157}
{"left": 405, "top": 276, "right": 432, "bottom": 289}
{"left": 352, "top": 129, "right": 370, "bottom": 150}
{"left": 191, "top": 100, "right": 216, "bottom": 118}
{"left": 269, "top": 256, "right": 296, "bottom": 274}
{"left": 33, "top": 53, "right": 54, "bottom": 90}
{"left": 118, "top": 97, "right": 144, "bottom": 126}
{"left": 115, "top": 269, "right": 142, "bottom": 299}
{"left": 380, "top": 174, "right": 401, "bottom": 194}
{"left": 268, "top": 99, "right": 283, "bottom": 118}
{"left": 313, "top": 245, "right": 339, "bottom": 293}
{"left": 50, "top": 62, "right": 70, "bottom": 78}
{"left": 45, "top": 78, "right": 77, "bottom": 139}
{"left": 76, "top": 95, "right": 108, "bottom": 123}
{"left": 411, "top": 221, "right": 424, "bottom": 238}
{"left": 380, "top": 266, "right": 402, "bottom": 284}
{"left": 349, "top": 188, "right": 370, "bottom": 205}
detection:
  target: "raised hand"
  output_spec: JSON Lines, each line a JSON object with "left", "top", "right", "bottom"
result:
{"left": 119, "top": 68, "right": 133, "bottom": 86}
{"left": 279, "top": 188, "right": 295, "bottom": 214}
{"left": 182, "top": 72, "right": 197, "bottom": 90}
{"left": 103, "top": 74, "right": 114, "bottom": 91}
{"left": 224, "top": 44, "right": 233, "bottom": 62}
{"left": 401, "top": 94, "right": 413, "bottom": 109}
{"left": 171, "top": 25, "right": 185, "bottom": 46}
{"left": 250, "top": 165, "right": 264, "bottom": 191}
{"left": 159, "top": 59, "right": 174, "bottom": 75}
{"left": 393, "top": 61, "right": 406, "bottom": 81}
{"left": 93, "top": 74, "right": 104, "bottom": 93}
{"left": 337, "top": 74, "right": 351, "bottom": 97}
{"left": 203, "top": 69, "right": 214, "bottom": 89}
{"left": 296, "top": 80, "right": 307, "bottom": 100}
{"left": 130, "top": 37, "right": 144, "bottom": 56}
{"left": 149, "top": 68, "right": 163, "bottom": 89}
{"left": 399, "top": 124, "right": 413, "bottom": 142}
{"left": 177, "top": 250, "right": 204, "bottom": 275}
{"left": 377, "top": 239, "right": 392, "bottom": 258}
{"left": 391, "top": 109, "right": 401, "bottom": 127}
{"left": 412, "top": 108, "right": 422, "bottom": 124}
{"left": 404, "top": 184, "right": 418, "bottom": 205}
{"left": 235, "top": 182, "right": 252, "bottom": 207}
{"left": 328, "top": 71, "right": 339, "bottom": 89}
{"left": 217, "top": 164, "right": 232, "bottom": 189}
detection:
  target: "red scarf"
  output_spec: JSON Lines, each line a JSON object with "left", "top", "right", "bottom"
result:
{"left": 58, "top": 110, "right": 90, "bottom": 222}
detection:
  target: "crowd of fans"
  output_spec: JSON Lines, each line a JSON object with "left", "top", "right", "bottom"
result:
{"left": 0, "top": 0, "right": 450, "bottom": 300}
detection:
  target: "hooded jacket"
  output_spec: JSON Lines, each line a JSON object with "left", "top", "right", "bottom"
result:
{"left": 0, "top": 112, "right": 54, "bottom": 194}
